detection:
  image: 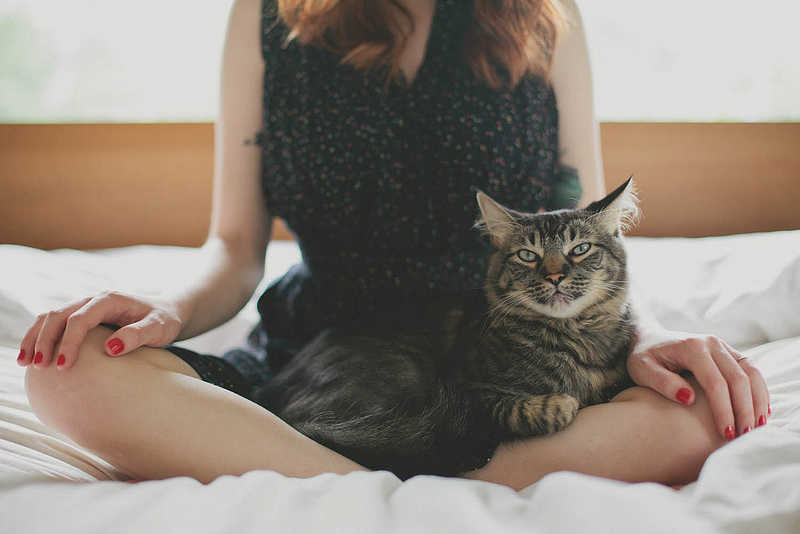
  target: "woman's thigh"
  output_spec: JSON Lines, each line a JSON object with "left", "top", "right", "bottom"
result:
{"left": 25, "top": 326, "right": 201, "bottom": 439}
{"left": 464, "top": 378, "right": 726, "bottom": 490}
{"left": 25, "top": 326, "right": 368, "bottom": 482}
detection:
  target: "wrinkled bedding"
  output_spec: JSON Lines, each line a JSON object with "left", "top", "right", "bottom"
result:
{"left": 1, "top": 233, "right": 799, "bottom": 533}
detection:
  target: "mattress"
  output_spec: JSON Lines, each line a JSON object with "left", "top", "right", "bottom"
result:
{"left": 1, "top": 233, "right": 799, "bottom": 533}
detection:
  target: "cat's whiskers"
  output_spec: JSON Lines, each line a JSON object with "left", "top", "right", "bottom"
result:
{"left": 486, "top": 291, "right": 529, "bottom": 326}
{"left": 593, "top": 279, "right": 628, "bottom": 295}
{"left": 585, "top": 280, "right": 630, "bottom": 313}
{"left": 484, "top": 289, "right": 534, "bottom": 334}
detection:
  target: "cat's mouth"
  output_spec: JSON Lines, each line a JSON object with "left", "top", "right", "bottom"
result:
{"left": 538, "top": 288, "right": 582, "bottom": 318}
{"left": 546, "top": 289, "right": 574, "bottom": 306}
{"left": 528, "top": 287, "right": 581, "bottom": 317}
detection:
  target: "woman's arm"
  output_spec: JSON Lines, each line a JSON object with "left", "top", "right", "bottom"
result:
{"left": 550, "top": 0, "right": 606, "bottom": 204}
{"left": 171, "top": 0, "right": 271, "bottom": 341}
{"left": 20, "top": 0, "right": 270, "bottom": 368}
{"left": 547, "top": 0, "right": 770, "bottom": 440}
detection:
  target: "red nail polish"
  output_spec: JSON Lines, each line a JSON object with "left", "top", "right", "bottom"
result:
{"left": 107, "top": 338, "right": 124, "bottom": 355}
{"left": 758, "top": 415, "right": 767, "bottom": 427}
{"left": 57, "top": 354, "right": 66, "bottom": 367}
{"left": 676, "top": 388, "right": 692, "bottom": 405}
{"left": 17, "top": 350, "right": 26, "bottom": 362}
{"left": 33, "top": 352, "right": 43, "bottom": 365}
{"left": 768, "top": 404, "right": 772, "bottom": 416}
{"left": 724, "top": 425, "right": 735, "bottom": 440}
{"left": 742, "top": 426, "right": 751, "bottom": 434}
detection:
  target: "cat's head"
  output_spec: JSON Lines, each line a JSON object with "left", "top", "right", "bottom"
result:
{"left": 477, "top": 178, "right": 638, "bottom": 320}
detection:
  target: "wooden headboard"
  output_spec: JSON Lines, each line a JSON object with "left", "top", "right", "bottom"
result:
{"left": 1, "top": 122, "right": 799, "bottom": 250}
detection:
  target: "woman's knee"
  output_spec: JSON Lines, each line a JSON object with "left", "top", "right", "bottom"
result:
{"left": 24, "top": 326, "right": 194, "bottom": 447}
{"left": 25, "top": 327, "right": 122, "bottom": 440}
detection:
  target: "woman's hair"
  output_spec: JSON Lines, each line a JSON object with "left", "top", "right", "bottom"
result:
{"left": 276, "top": 0, "right": 567, "bottom": 89}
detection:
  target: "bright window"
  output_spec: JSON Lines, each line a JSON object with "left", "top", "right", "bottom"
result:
{"left": 1, "top": 0, "right": 798, "bottom": 123}
{"left": 579, "top": 0, "right": 800, "bottom": 121}
{"left": 0, "top": 0, "right": 233, "bottom": 123}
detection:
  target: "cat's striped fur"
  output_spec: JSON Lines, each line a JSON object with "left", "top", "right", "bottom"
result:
{"left": 261, "top": 179, "right": 638, "bottom": 479}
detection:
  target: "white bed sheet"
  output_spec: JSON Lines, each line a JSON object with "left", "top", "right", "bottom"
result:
{"left": 1, "top": 233, "right": 799, "bottom": 533}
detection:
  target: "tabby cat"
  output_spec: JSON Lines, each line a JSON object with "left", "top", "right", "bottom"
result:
{"left": 261, "top": 179, "right": 638, "bottom": 479}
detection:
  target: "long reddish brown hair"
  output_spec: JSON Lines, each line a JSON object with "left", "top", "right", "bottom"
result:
{"left": 276, "top": 0, "right": 566, "bottom": 89}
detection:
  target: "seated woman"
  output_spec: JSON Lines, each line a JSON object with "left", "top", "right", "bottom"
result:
{"left": 21, "top": 0, "right": 768, "bottom": 488}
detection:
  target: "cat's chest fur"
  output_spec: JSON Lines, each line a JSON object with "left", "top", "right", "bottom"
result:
{"left": 437, "top": 294, "right": 632, "bottom": 404}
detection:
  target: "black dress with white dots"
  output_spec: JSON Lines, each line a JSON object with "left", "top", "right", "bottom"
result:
{"left": 168, "top": 0, "right": 579, "bottom": 403}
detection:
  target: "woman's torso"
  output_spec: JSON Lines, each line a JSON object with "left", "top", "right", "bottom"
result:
{"left": 255, "top": 0, "right": 569, "bottom": 347}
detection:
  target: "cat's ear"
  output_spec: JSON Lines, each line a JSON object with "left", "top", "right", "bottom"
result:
{"left": 476, "top": 191, "right": 518, "bottom": 247}
{"left": 585, "top": 177, "right": 639, "bottom": 234}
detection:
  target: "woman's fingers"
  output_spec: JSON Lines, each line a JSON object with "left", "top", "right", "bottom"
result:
{"left": 674, "top": 344, "right": 737, "bottom": 440}
{"left": 627, "top": 352, "right": 696, "bottom": 406}
{"left": 629, "top": 330, "right": 771, "bottom": 442}
{"left": 106, "top": 312, "right": 180, "bottom": 358}
{"left": 32, "top": 311, "right": 64, "bottom": 368}
{"left": 733, "top": 350, "right": 770, "bottom": 429}
{"left": 675, "top": 336, "right": 772, "bottom": 439}
{"left": 18, "top": 292, "right": 180, "bottom": 370}
{"left": 55, "top": 303, "right": 110, "bottom": 369}
{"left": 55, "top": 292, "right": 153, "bottom": 367}
{"left": 710, "top": 342, "right": 754, "bottom": 436}
{"left": 19, "top": 297, "right": 90, "bottom": 369}
{"left": 18, "top": 313, "right": 46, "bottom": 367}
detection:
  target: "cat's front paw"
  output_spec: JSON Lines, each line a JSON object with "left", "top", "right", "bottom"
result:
{"left": 546, "top": 394, "right": 580, "bottom": 433}
{"left": 504, "top": 393, "right": 580, "bottom": 437}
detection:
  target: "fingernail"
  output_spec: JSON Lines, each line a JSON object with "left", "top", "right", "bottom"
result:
{"left": 107, "top": 338, "right": 124, "bottom": 355}
{"left": 758, "top": 415, "right": 767, "bottom": 427}
{"left": 768, "top": 404, "right": 772, "bottom": 416}
{"left": 676, "top": 388, "right": 692, "bottom": 405}
{"left": 742, "top": 426, "right": 752, "bottom": 434}
{"left": 17, "top": 350, "right": 26, "bottom": 364}
{"left": 33, "top": 352, "right": 44, "bottom": 365}
{"left": 56, "top": 354, "right": 66, "bottom": 367}
{"left": 724, "top": 425, "right": 735, "bottom": 440}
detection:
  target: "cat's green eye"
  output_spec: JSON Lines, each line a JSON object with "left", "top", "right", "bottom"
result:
{"left": 517, "top": 249, "right": 539, "bottom": 263}
{"left": 570, "top": 243, "right": 591, "bottom": 256}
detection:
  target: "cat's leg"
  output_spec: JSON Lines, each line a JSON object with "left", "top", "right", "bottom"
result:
{"left": 25, "top": 326, "right": 368, "bottom": 483}
{"left": 485, "top": 391, "right": 581, "bottom": 438}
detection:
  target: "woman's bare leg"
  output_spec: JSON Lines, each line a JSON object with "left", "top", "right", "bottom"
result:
{"left": 465, "top": 377, "right": 725, "bottom": 490}
{"left": 27, "top": 328, "right": 723, "bottom": 487}
{"left": 25, "top": 326, "right": 366, "bottom": 483}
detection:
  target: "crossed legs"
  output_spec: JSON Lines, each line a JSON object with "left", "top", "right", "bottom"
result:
{"left": 25, "top": 327, "right": 723, "bottom": 487}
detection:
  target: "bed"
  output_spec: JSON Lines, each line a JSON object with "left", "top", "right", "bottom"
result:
{"left": 1, "top": 231, "right": 799, "bottom": 533}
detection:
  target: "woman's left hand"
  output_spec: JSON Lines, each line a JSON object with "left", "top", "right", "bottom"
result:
{"left": 627, "top": 326, "right": 770, "bottom": 441}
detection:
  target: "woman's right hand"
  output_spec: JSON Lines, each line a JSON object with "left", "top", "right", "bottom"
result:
{"left": 18, "top": 291, "right": 186, "bottom": 370}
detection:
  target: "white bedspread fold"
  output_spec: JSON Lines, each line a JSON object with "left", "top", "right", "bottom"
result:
{"left": 1, "top": 233, "right": 799, "bottom": 533}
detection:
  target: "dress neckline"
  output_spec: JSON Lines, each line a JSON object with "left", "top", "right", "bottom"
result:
{"left": 395, "top": 0, "right": 468, "bottom": 91}
{"left": 397, "top": 0, "right": 442, "bottom": 89}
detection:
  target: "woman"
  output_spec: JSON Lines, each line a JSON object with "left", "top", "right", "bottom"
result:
{"left": 20, "top": 0, "right": 769, "bottom": 490}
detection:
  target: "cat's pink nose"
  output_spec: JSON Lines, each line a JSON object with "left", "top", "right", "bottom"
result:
{"left": 545, "top": 273, "right": 566, "bottom": 285}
